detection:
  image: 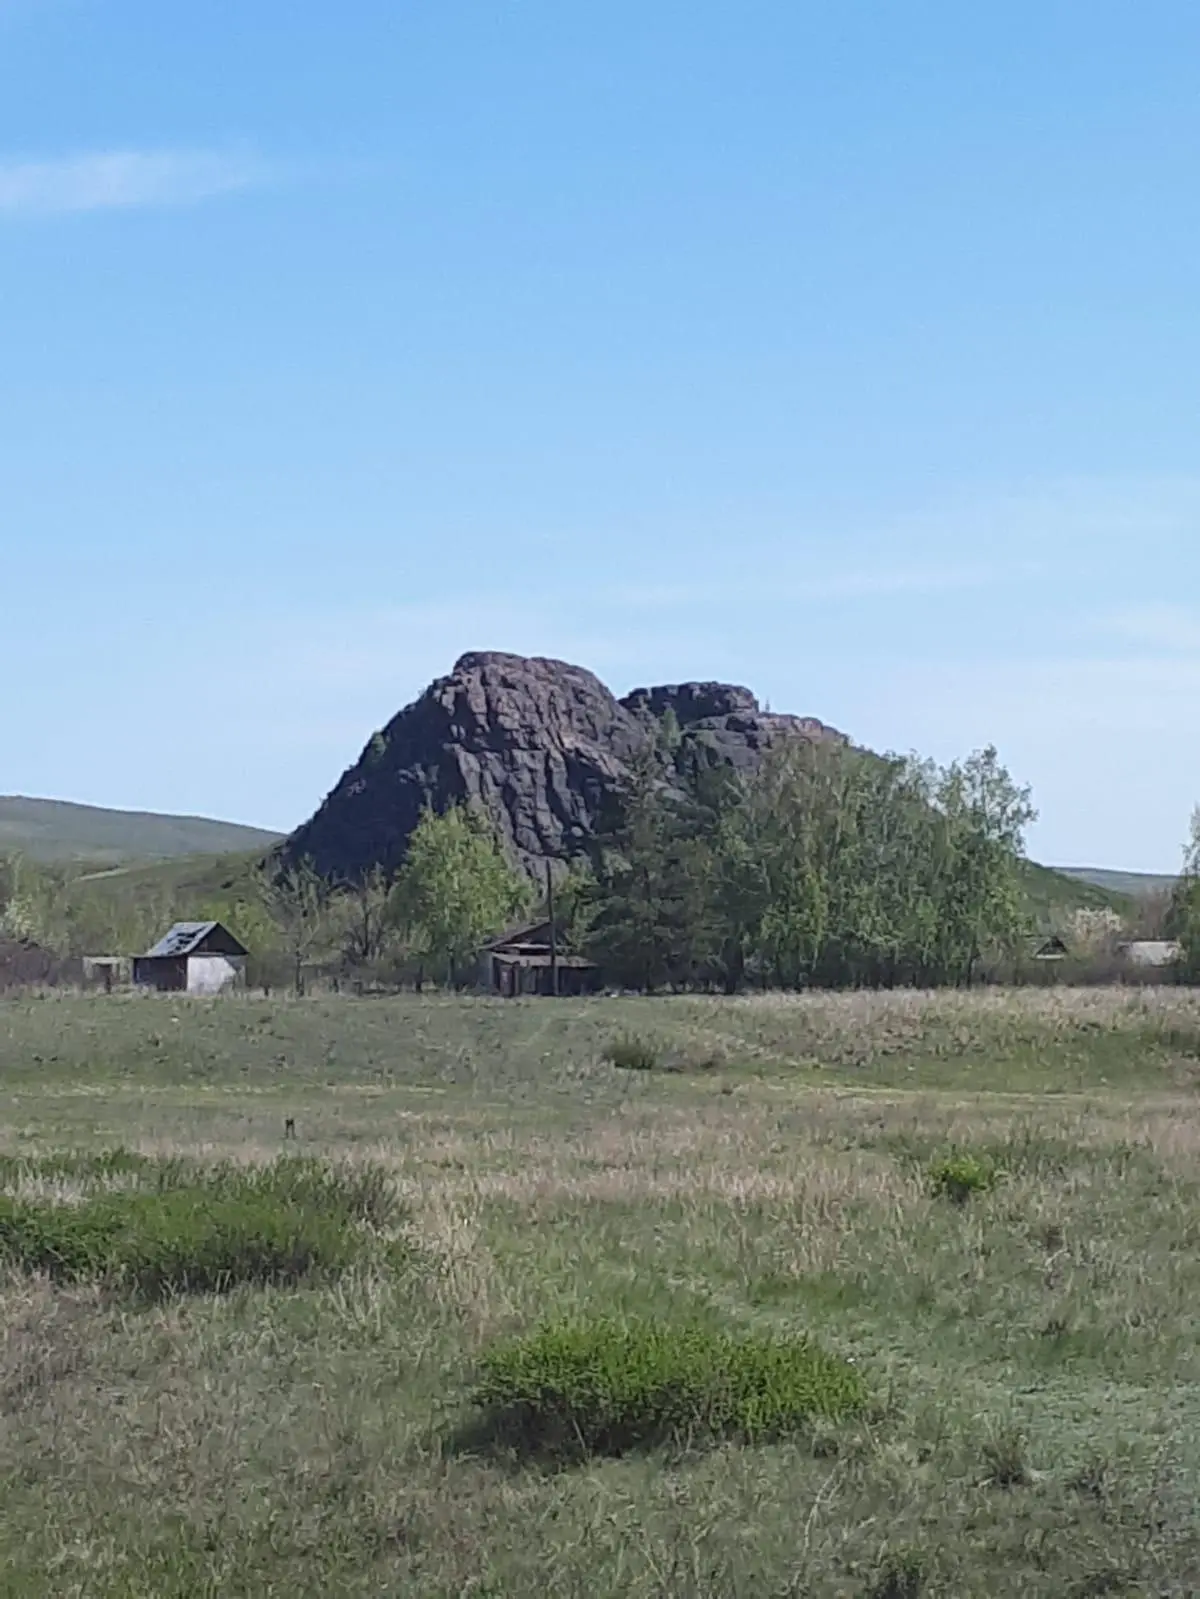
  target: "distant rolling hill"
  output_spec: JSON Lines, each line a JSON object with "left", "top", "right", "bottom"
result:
{"left": 0, "top": 796, "right": 282, "bottom": 865}
{"left": 1054, "top": 866, "right": 1179, "bottom": 900}
{"left": 1019, "top": 860, "right": 1132, "bottom": 922}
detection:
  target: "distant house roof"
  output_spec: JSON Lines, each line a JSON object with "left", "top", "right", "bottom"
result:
{"left": 141, "top": 922, "right": 248, "bottom": 959}
{"left": 1031, "top": 935, "right": 1070, "bottom": 960}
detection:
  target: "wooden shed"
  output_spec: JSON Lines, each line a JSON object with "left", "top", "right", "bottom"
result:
{"left": 479, "top": 920, "right": 602, "bottom": 997}
{"left": 133, "top": 921, "right": 248, "bottom": 995}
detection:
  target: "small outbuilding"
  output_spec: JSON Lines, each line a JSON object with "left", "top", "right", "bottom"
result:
{"left": 1030, "top": 934, "right": 1070, "bottom": 962}
{"left": 83, "top": 955, "right": 133, "bottom": 992}
{"left": 1117, "top": 939, "right": 1181, "bottom": 969}
{"left": 134, "top": 922, "right": 248, "bottom": 995}
{"left": 480, "top": 920, "right": 602, "bottom": 997}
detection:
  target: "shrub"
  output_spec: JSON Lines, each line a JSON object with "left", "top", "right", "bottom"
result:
{"left": 603, "top": 1033, "right": 661, "bottom": 1071}
{"left": 470, "top": 1317, "right": 866, "bottom": 1459}
{"left": 868, "top": 1550, "right": 927, "bottom": 1599}
{"left": 928, "top": 1153, "right": 996, "bottom": 1204}
{"left": 981, "top": 1425, "right": 1032, "bottom": 1488}
{"left": 0, "top": 1156, "right": 393, "bottom": 1300}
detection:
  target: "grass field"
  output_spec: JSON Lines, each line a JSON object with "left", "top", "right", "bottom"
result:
{"left": 3, "top": 988, "right": 1200, "bottom": 1596}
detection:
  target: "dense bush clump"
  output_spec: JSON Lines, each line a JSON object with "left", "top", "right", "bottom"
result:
{"left": 928, "top": 1154, "right": 996, "bottom": 1204}
{"left": 0, "top": 1156, "right": 395, "bottom": 1300}
{"left": 603, "top": 1033, "right": 661, "bottom": 1071}
{"left": 868, "top": 1550, "right": 927, "bottom": 1599}
{"left": 470, "top": 1317, "right": 866, "bottom": 1459}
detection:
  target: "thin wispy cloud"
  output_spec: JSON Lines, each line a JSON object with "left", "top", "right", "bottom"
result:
{"left": 1099, "top": 604, "right": 1200, "bottom": 656}
{"left": 610, "top": 561, "right": 1016, "bottom": 612}
{"left": 0, "top": 148, "right": 270, "bottom": 215}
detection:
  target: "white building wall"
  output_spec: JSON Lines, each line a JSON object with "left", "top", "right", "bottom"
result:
{"left": 186, "top": 955, "right": 246, "bottom": 995}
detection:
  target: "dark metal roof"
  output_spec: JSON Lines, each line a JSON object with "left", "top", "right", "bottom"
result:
{"left": 141, "top": 922, "right": 221, "bottom": 959}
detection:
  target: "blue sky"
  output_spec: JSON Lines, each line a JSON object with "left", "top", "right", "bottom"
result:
{"left": 3, "top": 1, "right": 1200, "bottom": 870}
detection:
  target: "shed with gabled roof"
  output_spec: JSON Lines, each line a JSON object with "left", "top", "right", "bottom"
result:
{"left": 133, "top": 921, "right": 248, "bottom": 994}
{"left": 478, "top": 919, "right": 602, "bottom": 997}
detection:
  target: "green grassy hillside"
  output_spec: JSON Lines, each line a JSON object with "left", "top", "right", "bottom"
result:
{"left": 0, "top": 796, "right": 282, "bottom": 865}
{"left": 1054, "top": 865, "right": 1178, "bottom": 900}
{"left": 1017, "top": 859, "right": 1131, "bottom": 924}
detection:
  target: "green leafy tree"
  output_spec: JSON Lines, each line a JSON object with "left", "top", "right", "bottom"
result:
{"left": 1170, "top": 806, "right": 1200, "bottom": 979}
{"left": 389, "top": 805, "right": 531, "bottom": 986}
{"left": 584, "top": 752, "right": 704, "bottom": 991}
{"left": 931, "top": 746, "right": 1036, "bottom": 983}
{"left": 581, "top": 732, "right": 1037, "bottom": 994}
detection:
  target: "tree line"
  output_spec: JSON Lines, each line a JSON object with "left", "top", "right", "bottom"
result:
{"left": 575, "top": 737, "right": 1036, "bottom": 991}
{"left": 1, "top": 733, "right": 1049, "bottom": 993}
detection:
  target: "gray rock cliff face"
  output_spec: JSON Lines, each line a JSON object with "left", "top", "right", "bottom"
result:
{"left": 284, "top": 652, "right": 844, "bottom": 879}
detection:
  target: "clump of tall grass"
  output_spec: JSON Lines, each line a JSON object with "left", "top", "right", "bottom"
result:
{"left": 468, "top": 1316, "right": 866, "bottom": 1460}
{"left": 0, "top": 1155, "right": 398, "bottom": 1301}
{"left": 603, "top": 1032, "right": 662, "bottom": 1071}
{"left": 927, "top": 1153, "right": 997, "bottom": 1204}
{"left": 0, "top": 1147, "right": 177, "bottom": 1188}
{"left": 603, "top": 1033, "right": 726, "bottom": 1073}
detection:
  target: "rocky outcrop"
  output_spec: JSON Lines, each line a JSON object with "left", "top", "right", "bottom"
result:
{"left": 284, "top": 652, "right": 844, "bottom": 880}
{"left": 621, "top": 681, "right": 844, "bottom": 776}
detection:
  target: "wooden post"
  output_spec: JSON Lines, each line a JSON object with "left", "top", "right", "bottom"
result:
{"left": 546, "top": 860, "right": 559, "bottom": 998}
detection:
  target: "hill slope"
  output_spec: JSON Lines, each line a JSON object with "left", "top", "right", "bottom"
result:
{"left": 1019, "top": 860, "right": 1131, "bottom": 923}
{"left": 1054, "top": 865, "right": 1178, "bottom": 900}
{"left": 0, "top": 797, "right": 282, "bottom": 865}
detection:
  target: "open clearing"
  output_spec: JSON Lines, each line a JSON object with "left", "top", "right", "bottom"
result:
{"left": 3, "top": 988, "right": 1200, "bottom": 1596}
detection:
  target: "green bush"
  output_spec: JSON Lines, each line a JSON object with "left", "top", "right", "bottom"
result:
{"left": 981, "top": 1424, "right": 1032, "bottom": 1488}
{"left": 603, "top": 1033, "right": 661, "bottom": 1071}
{"left": 0, "top": 1156, "right": 394, "bottom": 1300}
{"left": 928, "top": 1153, "right": 996, "bottom": 1204}
{"left": 868, "top": 1550, "right": 927, "bottom": 1599}
{"left": 470, "top": 1317, "right": 866, "bottom": 1459}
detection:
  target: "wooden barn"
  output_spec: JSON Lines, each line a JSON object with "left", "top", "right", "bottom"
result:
{"left": 479, "top": 920, "right": 601, "bottom": 997}
{"left": 133, "top": 921, "right": 248, "bottom": 995}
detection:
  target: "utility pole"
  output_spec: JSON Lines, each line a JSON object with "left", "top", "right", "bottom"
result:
{"left": 546, "top": 860, "right": 559, "bottom": 998}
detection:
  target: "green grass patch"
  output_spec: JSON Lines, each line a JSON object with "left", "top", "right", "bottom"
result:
{"left": 0, "top": 1156, "right": 396, "bottom": 1300}
{"left": 0, "top": 1147, "right": 177, "bottom": 1186}
{"left": 603, "top": 1032, "right": 662, "bottom": 1071}
{"left": 467, "top": 1316, "right": 866, "bottom": 1460}
{"left": 927, "top": 1152, "right": 997, "bottom": 1203}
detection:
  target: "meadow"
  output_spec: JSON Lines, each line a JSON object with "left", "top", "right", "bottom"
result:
{"left": 2, "top": 987, "right": 1200, "bottom": 1596}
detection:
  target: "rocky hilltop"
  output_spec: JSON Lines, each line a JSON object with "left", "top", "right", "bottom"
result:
{"left": 284, "top": 651, "right": 844, "bottom": 879}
